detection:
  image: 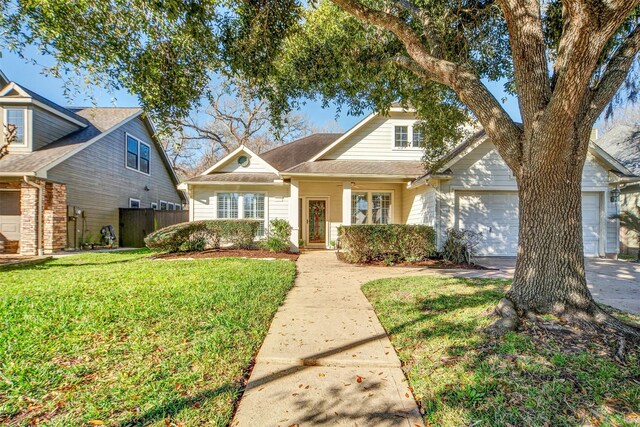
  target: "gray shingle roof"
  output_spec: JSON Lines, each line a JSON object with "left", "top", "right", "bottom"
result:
{"left": 0, "top": 107, "right": 141, "bottom": 174}
{"left": 186, "top": 173, "right": 280, "bottom": 184}
{"left": 597, "top": 125, "right": 640, "bottom": 176}
{"left": 284, "top": 160, "right": 425, "bottom": 176}
{"left": 261, "top": 133, "right": 343, "bottom": 171}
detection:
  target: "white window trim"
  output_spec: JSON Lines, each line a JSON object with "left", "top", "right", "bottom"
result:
{"left": 129, "top": 198, "right": 141, "bottom": 208}
{"left": 351, "top": 190, "right": 394, "bottom": 224}
{"left": 159, "top": 200, "right": 168, "bottom": 210}
{"left": 392, "top": 123, "right": 423, "bottom": 151}
{"left": 214, "top": 191, "right": 268, "bottom": 237}
{"left": 151, "top": 202, "right": 158, "bottom": 210}
{"left": 3, "top": 107, "right": 29, "bottom": 148}
{"left": 168, "top": 202, "right": 175, "bottom": 210}
{"left": 125, "top": 132, "right": 151, "bottom": 176}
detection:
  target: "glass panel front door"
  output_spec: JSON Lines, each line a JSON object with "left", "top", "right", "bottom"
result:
{"left": 308, "top": 199, "right": 327, "bottom": 244}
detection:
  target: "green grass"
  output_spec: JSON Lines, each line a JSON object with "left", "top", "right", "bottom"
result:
{"left": 618, "top": 253, "right": 639, "bottom": 262}
{"left": 0, "top": 250, "right": 296, "bottom": 426}
{"left": 363, "top": 276, "right": 640, "bottom": 427}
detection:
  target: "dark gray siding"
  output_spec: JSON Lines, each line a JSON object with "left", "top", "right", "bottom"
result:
{"left": 47, "top": 116, "right": 183, "bottom": 246}
{"left": 32, "top": 107, "right": 81, "bottom": 150}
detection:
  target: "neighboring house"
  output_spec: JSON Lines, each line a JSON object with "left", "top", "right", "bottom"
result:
{"left": 0, "top": 76, "right": 186, "bottom": 255}
{"left": 180, "top": 106, "right": 637, "bottom": 257}
{"left": 597, "top": 125, "right": 640, "bottom": 256}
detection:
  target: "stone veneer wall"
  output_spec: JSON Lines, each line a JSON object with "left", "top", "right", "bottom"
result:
{"left": 19, "top": 179, "right": 67, "bottom": 255}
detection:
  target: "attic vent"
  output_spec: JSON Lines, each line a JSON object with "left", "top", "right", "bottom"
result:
{"left": 237, "top": 155, "right": 250, "bottom": 167}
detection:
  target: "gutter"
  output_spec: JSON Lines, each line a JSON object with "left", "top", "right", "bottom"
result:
{"left": 22, "top": 176, "right": 44, "bottom": 256}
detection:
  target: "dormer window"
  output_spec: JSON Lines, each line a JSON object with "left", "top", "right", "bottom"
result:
{"left": 4, "top": 108, "right": 27, "bottom": 147}
{"left": 394, "top": 124, "right": 423, "bottom": 149}
{"left": 125, "top": 133, "right": 150, "bottom": 175}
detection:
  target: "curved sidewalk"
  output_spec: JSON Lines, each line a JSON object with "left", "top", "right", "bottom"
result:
{"left": 231, "top": 251, "right": 425, "bottom": 426}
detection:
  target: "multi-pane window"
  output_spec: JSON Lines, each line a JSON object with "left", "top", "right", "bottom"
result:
{"left": 412, "top": 128, "right": 424, "bottom": 148}
{"left": 217, "top": 192, "right": 239, "bottom": 219}
{"left": 5, "top": 109, "right": 25, "bottom": 146}
{"left": 351, "top": 191, "right": 392, "bottom": 224}
{"left": 129, "top": 198, "right": 140, "bottom": 208}
{"left": 351, "top": 192, "right": 368, "bottom": 225}
{"left": 126, "top": 134, "right": 150, "bottom": 174}
{"left": 160, "top": 200, "right": 168, "bottom": 210}
{"left": 394, "top": 125, "right": 424, "bottom": 148}
{"left": 394, "top": 126, "right": 409, "bottom": 148}
{"left": 243, "top": 193, "right": 266, "bottom": 236}
{"left": 372, "top": 193, "right": 391, "bottom": 224}
{"left": 139, "top": 143, "right": 150, "bottom": 174}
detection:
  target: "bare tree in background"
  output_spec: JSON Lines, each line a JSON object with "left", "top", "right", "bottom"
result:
{"left": 164, "top": 80, "right": 315, "bottom": 178}
{"left": 601, "top": 107, "right": 640, "bottom": 133}
{"left": 0, "top": 124, "right": 16, "bottom": 160}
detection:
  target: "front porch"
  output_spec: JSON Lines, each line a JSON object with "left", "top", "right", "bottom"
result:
{"left": 289, "top": 179, "right": 422, "bottom": 250}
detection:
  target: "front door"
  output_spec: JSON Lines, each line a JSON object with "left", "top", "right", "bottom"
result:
{"left": 0, "top": 190, "right": 21, "bottom": 247}
{"left": 307, "top": 199, "right": 327, "bottom": 245}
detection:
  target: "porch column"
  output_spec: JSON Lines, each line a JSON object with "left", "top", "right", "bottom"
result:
{"left": 289, "top": 179, "right": 300, "bottom": 252}
{"left": 342, "top": 181, "right": 352, "bottom": 226}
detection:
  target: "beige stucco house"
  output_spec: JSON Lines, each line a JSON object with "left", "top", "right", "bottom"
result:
{"left": 0, "top": 72, "right": 185, "bottom": 255}
{"left": 181, "top": 106, "right": 637, "bottom": 257}
{"left": 597, "top": 125, "right": 640, "bottom": 257}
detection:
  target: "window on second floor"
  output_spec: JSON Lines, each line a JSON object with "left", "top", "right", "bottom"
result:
{"left": 394, "top": 125, "right": 423, "bottom": 149}
{"left": 126, "top": 134, "right": 150, "bottom": 174}
{"left": 394, "top": 126, "right": 408, "bottom": 148}
{"left": 4, "top": 108, "right": 26, "bottom": 147}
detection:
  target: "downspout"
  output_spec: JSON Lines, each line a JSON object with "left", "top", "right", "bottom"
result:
{"left": 23, "top": 176, "right": 44, "bottom": 256}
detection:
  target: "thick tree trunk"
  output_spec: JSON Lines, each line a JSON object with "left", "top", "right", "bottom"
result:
{"left": 488, "top": 130, "right": 640, "bottom": 339}
{"left": 508, "top": 163, "right": 594, "bottom": 316}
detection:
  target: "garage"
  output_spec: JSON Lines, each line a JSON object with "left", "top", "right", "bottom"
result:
{"left": 456, "top": 191, "right": 601, "bottom": 257}
{"left": 0, "top": 190, "right": 21, "bottom": 253}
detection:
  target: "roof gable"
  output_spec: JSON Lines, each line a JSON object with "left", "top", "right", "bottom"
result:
{"left": 200, "top": 146, "right": 280, "bottom": 176}
{"left": 597, "top": 125, "right": 640, "bottom": 176}
{"left": 0, "top": 82, "right": 88, "bottom": 127}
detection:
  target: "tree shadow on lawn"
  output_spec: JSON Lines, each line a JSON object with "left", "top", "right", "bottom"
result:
{"left": 375, "top": 280, "right": 640, "bottom": 426}
{"left": 117, "top": 384, "right": 238, "bottom": 427}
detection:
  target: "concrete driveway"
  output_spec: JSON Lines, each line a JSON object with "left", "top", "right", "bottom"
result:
{"left": 472, "top": 257, "right": 640, "bottom": 314}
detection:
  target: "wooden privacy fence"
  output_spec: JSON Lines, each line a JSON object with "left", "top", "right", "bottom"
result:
{"left": 119, "top": 208, "right": 188, "bottom": 248}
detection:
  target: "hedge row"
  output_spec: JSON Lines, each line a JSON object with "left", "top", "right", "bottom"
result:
{"left": 144, "top": 220, "right": 260, "bottom": 252}
{"left": 338, "top": 224, "right": 437, "bottom": 264}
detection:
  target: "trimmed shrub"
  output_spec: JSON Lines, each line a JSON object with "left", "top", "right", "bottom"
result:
{"left": 144, "top": 220, "right": 261, "bottom": 252}
{"left": 441, "top": 228, "right": 482, "bottom": 264}
{"left": 338, "top": 224, "right": 436, "bottom": 264}
{"left": 261, "top": 219, "right": 292, "bottom": 252}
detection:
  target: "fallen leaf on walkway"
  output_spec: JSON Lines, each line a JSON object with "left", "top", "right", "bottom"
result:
{"left": 356, "top": 375, "right": 364, "bottom": 383}
{"left": 405, "top": 393, "right": 410, "bottom": 398}
{"left": 344, "top": 383, "right": 351, "bottom": 386}
{"left": 319, "top": 373, "right": 325, "bottom": 377}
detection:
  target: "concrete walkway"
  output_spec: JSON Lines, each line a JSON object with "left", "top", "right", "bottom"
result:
{"left": 231, "top": 251, "right": 426, "bottom": 426}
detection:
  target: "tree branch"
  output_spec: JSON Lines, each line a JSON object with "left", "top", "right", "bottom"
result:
{"left": 583, "top": 25, "right": 640, "bottom": 125}
{"left": 331, "top": 0, "right": 523, "bottom": 169}
{"left": 497, "top": 0, "right": 551, "bottom": 125}
{"left": 545, "top": 0, "right": 640, "bottom": 131}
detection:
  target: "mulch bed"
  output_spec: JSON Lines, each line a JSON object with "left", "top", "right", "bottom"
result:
{"left": 335, "top": 251, "right": 488, "bottom": 269}
{"left": 149, "top": 249, "right": 299, "bottom": 261}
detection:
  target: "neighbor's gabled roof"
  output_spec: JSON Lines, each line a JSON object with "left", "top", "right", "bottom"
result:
{"left": 0, "top": 82, "right": 89, "bottom": 127}
{"left": 0, "top": 107, "right": 142, "bottom": 176}
{"left": 596, "top": 125, "right": 640, "bottom": 176}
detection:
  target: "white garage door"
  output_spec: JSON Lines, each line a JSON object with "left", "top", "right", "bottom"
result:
{"left": 456, "top": 191, "right": 601, "bottom": 257}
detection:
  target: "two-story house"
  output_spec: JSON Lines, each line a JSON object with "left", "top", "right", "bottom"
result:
{"left": 0, "top": 72, "right": 185, "bottom": 255}
{"left": 180, "top": 105, "right": 637, "bottom": 257}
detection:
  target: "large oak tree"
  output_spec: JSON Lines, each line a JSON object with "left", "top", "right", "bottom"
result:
{"left": 2, "top": 0, "right": 639, "bottom": 336}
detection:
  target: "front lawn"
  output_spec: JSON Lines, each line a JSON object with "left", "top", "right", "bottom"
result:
{"left": 0, "top": 250, "right": 296, "bottom": 426}
{"left": 363, "top": 276, "right": 640, "bottom": 427}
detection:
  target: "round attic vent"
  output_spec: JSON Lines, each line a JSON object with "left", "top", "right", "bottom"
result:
{"left": 237, "top": 155, "right": 250, "bottom": 167}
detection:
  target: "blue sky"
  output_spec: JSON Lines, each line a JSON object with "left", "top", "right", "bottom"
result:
{"left": 0, "top": 49, "right": 522, "bottom": 132}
